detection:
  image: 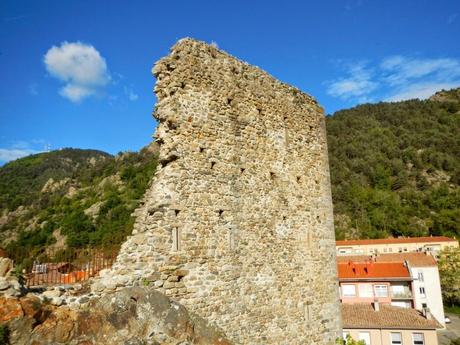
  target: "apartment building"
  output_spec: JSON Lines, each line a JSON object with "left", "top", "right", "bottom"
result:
{"left": 338, "top": 260, "right": 414, "bottom": 308}
{"left": 338, "top": 252, "right": 445, "bottom": 327}
{"left": 342, "top": 302, "right": 440, "bottom": 345}
{"left": 336, "top": 236, "right": 458, "bottom": 257}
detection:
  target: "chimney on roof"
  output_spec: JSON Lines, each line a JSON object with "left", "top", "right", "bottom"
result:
{"left": 422, "top": 307, "right": 432, "bottom": 320}
{"left": 373, "top": 299, "right": 380, "bottom": 312}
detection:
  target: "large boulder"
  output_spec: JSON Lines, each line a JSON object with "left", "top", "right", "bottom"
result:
{"left": 0, "top": 257, "right": 13, "bottom": 277}
{"left": 0, "top": 258, "right": 23, "bottom": 298}
{"left": 0, "top": 286, "right": 232, "bottom": 345}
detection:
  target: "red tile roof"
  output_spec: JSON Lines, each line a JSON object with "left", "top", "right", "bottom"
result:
{"left": 337, "top": 253, "right": 437, "bottom": 267}
{"left": 336, "top": 236, "right": 457, "bottom": 246}
{"left": 342, "top": 303, "right": 441, "bottom": 329}
{"left": 338, "top": 261, "right": 411, "bottom": 280}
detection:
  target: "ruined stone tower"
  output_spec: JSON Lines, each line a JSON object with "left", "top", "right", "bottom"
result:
{"left": 94, "top": 38, "right": 341, "bottom": 344}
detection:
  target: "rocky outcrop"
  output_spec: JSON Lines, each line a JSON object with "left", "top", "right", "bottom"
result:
{"left": 0, "top": 258, "right": 23, "bottom": 298}
{"left": 41, "top": 178, "right": 70, "bottom": 194}
{"left": 0, "top": 286, "right": 231, "bottom": 345}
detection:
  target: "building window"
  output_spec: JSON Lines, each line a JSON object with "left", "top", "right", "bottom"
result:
{"left": 419, "top": 287, "right": 426, "bottom": 297}
{"left": 359, "top": 332, "right": 371, "bottom": 345}
{"left": 374, "top": 284, "right": 388, "bottom": 297}
{"left": 391, "top": 284, "right": 406, "bottom": 297}
{"left": 342, "top": 284, "right": 356, "bottom": 297}
{"left": 412, "top": 333, "right": 425, "bottom": 345}
{"left": 339, "top": 248, "right": 351, "bottom": 254}
{"left": 389, "top": 248, "right": 393, "bottom": 252}
{"left": 359, "top": 284, "right": 374, "bottom": 298}
{"left": 391, "top": 332, "right": 402, "bottom": 345}
{"left": 418, "top": 271, "right": 424, "bottom": 282}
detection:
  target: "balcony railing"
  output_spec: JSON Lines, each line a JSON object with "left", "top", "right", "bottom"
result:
{"left": 391, "top": 291, "right": 413, "bottom": 299}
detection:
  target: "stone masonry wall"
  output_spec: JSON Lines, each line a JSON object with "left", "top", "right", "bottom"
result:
{"left": 93, "top": 38, "right": 341, "bottom": 344}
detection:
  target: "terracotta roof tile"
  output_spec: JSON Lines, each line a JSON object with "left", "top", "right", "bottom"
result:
{"left": 337, "top": 253, "right": 437, "bottom": 267}
{"left": 336, "top": 236, "right": 457, "bottom": 246}
{"left": 337, "top": 261, "right": 411, "bottom": 279}
{"left": 342, "top": 303, "right": 441, "bottom": 329}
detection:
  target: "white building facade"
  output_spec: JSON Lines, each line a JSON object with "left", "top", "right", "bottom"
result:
{"left": 410, "top": 264, "right": 445, "bottom": 327}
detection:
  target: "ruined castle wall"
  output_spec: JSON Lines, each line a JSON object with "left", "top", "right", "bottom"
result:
{"left": 93, "top": 39, "right": 341, "bottom": 344}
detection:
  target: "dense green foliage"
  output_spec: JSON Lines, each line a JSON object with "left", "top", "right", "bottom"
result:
{"left": 0, "top": 148, "right": 111, "bottom": 211}
{"left": 0, "top": 325, "right": 9, "bottom": 345}
{"left": 0, "top": 146, "right": 158, "bottom": 263}
{"left": 327, "top": 88, "right": 460, "bottom": 240}
{"left": 445, "top": 305, "right": 460, "bottom": 315}
{"left": 336, "top": 335, "right": 365, "bottom": 345}
{"left": 438, "top": 247, "right": 460, "bottom": 307}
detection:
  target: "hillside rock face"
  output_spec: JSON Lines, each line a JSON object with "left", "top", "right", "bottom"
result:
{"left": 0, "top": 257, "right": 23, "bottom": 298}
{"left": 0, "top": 287, "right": 230, "bottom": 345}
{"left": 93, "top": 38, "right": 341, "bottom": 344}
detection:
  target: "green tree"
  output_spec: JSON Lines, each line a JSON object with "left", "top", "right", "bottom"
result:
{"left": 438, "top": 247, "right": 460, "bottom": 306}
{"left": 336, "top": 335, "right": 366, "bottom": 345}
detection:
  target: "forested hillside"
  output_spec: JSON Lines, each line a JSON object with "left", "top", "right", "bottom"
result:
{"left": 0, "top": 148, "right": 111, "bottom": 211}
{"left": 327, "top": 88, "right": 460, "bottom": 240}
{"left": 0, "top": 145, "right": 158, "bottom": 262}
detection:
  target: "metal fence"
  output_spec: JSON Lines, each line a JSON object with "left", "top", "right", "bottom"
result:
{"left": 18, "top": 246, "right": 119, "bottom": 287}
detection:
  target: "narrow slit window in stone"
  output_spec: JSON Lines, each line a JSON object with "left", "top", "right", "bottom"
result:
{"left": 172, "top": 227, "right": 180, "bottom": 251}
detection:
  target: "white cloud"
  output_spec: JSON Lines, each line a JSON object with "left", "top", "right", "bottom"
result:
{"left": 59, "top": 84, "right": 95, "bottom": 102}
{"left": 380, "top": 56, "right": 405, "bottom": 70}
{"left": 381, "top": 56, "right": 460, "bottom": 86}
{"left": 0, "top": 140, "right": 48, "bottom": 164}
{"left": 0, "top": 148, "right": 40, "bottom": 163}
{"left": 128, "top": 92, "right": 139, "bottom": 101}
{"left": 326, "top": 62, "right": 378, "bottom": 101}
{"left": 327, "top": 55, "right": 460, "bottom": 104}
{"left": 44, "top": 41, "right": 110, "bottom": 102}
{"left": 124, "top": 86, "right": 138, "bottom": 101}
{"left": 386, "top": 82, "right": 460, "bottom": 102}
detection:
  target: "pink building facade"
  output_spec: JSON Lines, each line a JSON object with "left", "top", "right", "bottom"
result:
{"left": 338, "top": 261, "right": 415, "bottom": 309}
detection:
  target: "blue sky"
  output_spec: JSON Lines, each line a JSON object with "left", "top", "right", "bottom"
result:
{"left": 1, "top": 0, "right": 459, "bottom": 164}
